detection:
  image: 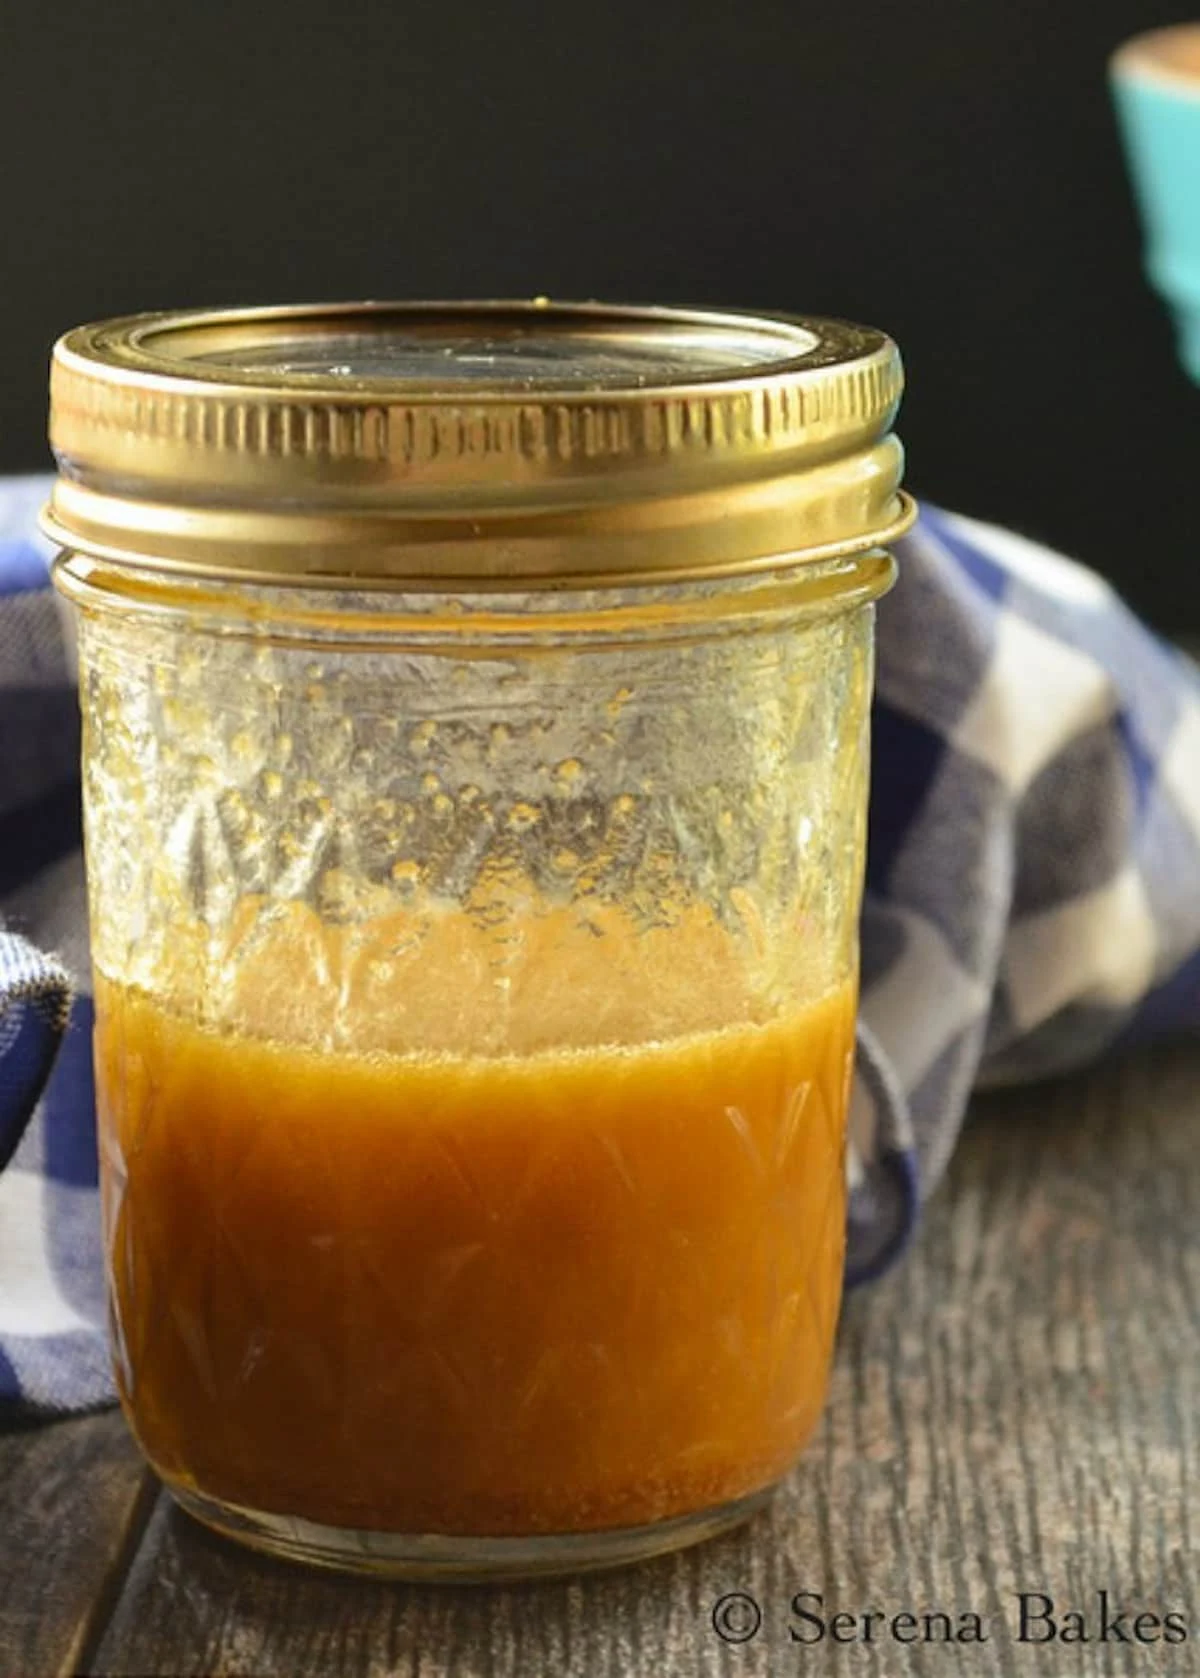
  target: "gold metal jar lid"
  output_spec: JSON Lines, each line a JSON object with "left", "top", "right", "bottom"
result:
{"left": 43, "top": 300, "right": 913, "bottom": 589}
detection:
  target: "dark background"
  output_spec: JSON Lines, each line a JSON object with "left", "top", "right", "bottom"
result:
{"left": 2, "top": 0, "right": 1196, "bottom": 626}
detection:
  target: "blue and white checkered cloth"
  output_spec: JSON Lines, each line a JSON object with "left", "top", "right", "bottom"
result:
{"left": 3, "top": 474, "right": 1200, "bottom": 1416}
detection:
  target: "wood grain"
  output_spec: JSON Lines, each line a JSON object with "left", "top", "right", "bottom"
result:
{"left": 0, "top": 1409, "right": 152, "bottom": 1678}
{"left": 81, "top": 1040, "right": 1199, "bottom": 1678}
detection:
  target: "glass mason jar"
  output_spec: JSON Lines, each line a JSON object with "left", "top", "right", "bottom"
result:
{"left": 44, "top": 302, "right": 912, "bottom": 1579}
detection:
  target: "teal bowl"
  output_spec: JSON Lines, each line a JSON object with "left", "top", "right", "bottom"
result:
{"left": 1112, "top": 25, "right": 1200, "bottom": 383}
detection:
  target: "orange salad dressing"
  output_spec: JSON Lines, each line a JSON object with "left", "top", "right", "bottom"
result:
{"left": 96, "top": 905, "right": 854, "bottom": 1535}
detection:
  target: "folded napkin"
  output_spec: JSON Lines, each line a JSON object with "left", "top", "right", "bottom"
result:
{"left": 3, "top": 475, "right": 1199, "bottom": 1417}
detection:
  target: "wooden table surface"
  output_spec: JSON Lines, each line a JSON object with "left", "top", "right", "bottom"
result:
{"left": 2, "top": 1039, "right": 1197, "bottom": 1678}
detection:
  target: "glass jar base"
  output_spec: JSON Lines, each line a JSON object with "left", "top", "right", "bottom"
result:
{"left": 168, "top": 1481, "right": 776, "bottom": 1581}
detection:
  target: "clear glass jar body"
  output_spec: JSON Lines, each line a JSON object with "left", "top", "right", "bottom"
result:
{"left": 64, "top": 553, "right": 886, "bottom": 1578}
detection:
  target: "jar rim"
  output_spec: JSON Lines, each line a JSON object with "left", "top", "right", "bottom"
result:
{"left": 53, "top": 544, "right": 898, "bottom": 648}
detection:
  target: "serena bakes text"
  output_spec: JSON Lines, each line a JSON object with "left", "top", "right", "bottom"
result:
{"left": 711, "top": 1590, "right": 1188, "bottom": 1647}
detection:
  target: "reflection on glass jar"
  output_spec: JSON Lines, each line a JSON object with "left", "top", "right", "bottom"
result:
{"left": 46, "top": 301, "right": 913, "bottom": 1577}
